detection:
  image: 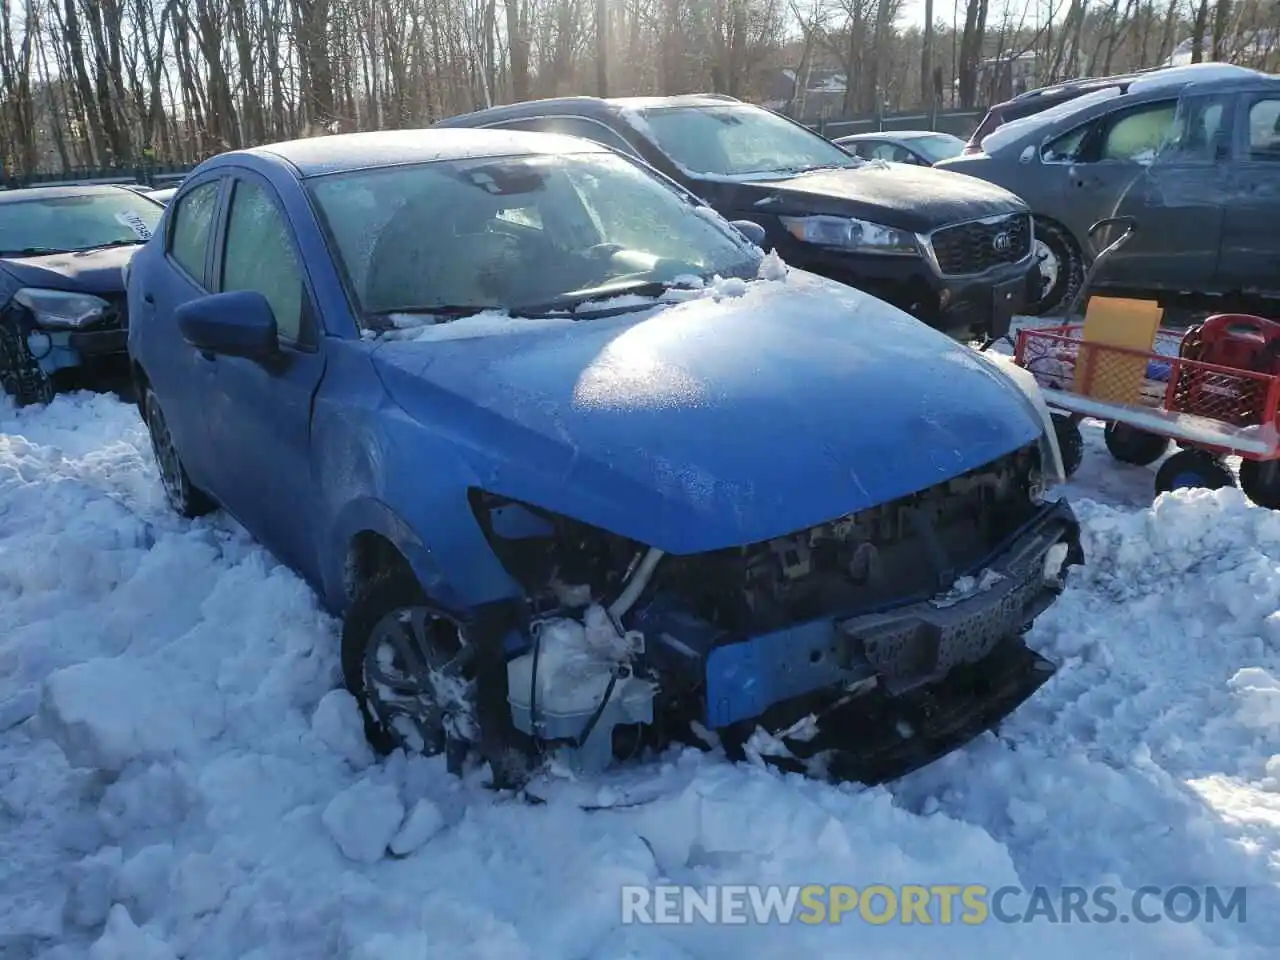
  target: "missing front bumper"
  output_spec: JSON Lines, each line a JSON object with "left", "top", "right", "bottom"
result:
{"left": 765, "top": 635, "right": 1058, "bottom": 785}
{"left": 727, "top": 497, "right": 1081, "bottom": 784}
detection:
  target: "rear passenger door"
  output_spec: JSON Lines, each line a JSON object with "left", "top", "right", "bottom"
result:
{"left": 145, "top": 174, "right": 226, "bottom": 490}
{"left": 1218, "top": 90, "right": 1280, "bottom": 297}
{"left": 202, "top": 170, "right": 328, "bottom": 583}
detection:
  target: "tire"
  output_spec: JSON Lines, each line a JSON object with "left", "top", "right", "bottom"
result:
{"left": 1238, "top": 460, "right": 1280, "bottom": 510}
{"left": 1027, "top": 217, "right": 1084, "bottom": 317}
{"left": 341, "top": 569, "right": 477, "bottom": 759}
{"left": 1154, "top": 449, "right": 1236, "bottom": 495}
{"left": 1052, "top": 414, "right": 1084, "bottom": 478}
{"left": 143, "top": 389, "right": 216, "bottom": 518}
{"left": 1104, "top": 422, "right": 1169, "bottom": 466}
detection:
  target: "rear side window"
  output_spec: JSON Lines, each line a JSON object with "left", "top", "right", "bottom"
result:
{"left": 1247, "top": 96, "right": 1280, "bottom": 161}
{"left": 168, "top": 181, "right": 220, "bottom": 283}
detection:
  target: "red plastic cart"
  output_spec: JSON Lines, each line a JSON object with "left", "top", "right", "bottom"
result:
{"left": 1008, "top": 217, "right": 1280, "bottom": 509}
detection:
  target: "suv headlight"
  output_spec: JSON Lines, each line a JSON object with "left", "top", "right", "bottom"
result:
{"left": 13, "top": 288, "right": 110, "bottom": 330}
{"left": 778, "top": 215, "right": 919, "bottom": 255}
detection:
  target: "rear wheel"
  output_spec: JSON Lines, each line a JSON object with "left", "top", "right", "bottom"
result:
{"left": 143, "top": 389, "right": 215, "bottom": 518}
{"left": 1238, "top": 459, "right": 1280, "bottom": 510}
{"left": 1154, "top": 449, "right": 1236, "bottom": 495}
{"left": 1104, "top": 422, "right": 1170, "bottom": 466}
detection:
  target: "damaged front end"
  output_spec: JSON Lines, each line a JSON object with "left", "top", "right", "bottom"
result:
{"left": 467, "top": 439, "right": 1082, "bottom": 787}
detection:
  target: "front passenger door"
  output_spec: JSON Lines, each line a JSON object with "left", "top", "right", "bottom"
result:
{"left": 203, "top": 172, "right": 328, "bottom": 584}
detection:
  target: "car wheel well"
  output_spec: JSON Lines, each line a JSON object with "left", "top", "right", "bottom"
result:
{"left": 1028, "top": 214, "right": 1084, "bottom": 317}
{"left": 131, "top": 361, "right": 151, "bottom": 415}
{"left": 345, "top": 531, "right": 415, "bottom": 602}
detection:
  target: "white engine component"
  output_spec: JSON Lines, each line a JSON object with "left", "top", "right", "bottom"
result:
{"left": 506, "top": 610, "right": 655, "bottom": 775}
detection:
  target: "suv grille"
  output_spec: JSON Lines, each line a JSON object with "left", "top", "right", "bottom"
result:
{"left": 929, "top": 213, "right": 1031, "bottom": 277}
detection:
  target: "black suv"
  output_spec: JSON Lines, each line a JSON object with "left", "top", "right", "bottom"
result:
{"left": 434, "top": 95, "right": 1039, "bottom": 339}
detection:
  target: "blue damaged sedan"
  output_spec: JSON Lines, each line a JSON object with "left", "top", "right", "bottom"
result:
{"left": 126, "top": 128, "right": 1082, "bottom": 796}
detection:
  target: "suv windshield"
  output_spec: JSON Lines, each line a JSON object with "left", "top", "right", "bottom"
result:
{"left": 307, "top": 151, "right": 761, "bottom": 323}
{"left": 635, "top": 104, "right": 860, "bottom": 178}
{"left": 0, "top": 190, "right": 163, "bottom": 255}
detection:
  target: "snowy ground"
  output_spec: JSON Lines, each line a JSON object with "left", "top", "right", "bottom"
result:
{"left": 2, "top": 379, "right": 1280, "bottom": 958}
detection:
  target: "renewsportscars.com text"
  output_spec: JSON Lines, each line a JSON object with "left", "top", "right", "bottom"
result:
{"left": 620, "top": 884, "right": 1248, "bottom": 926}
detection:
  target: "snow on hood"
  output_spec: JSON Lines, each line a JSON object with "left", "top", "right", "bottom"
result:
{"left": 368, "top": 264, "right": 1045, "bottom": 553}
{"left": 0, "top": 244, "right": 137, "bottom": 296}
{"left": 5, "top": 390, "right": 1280, "bottom": 957}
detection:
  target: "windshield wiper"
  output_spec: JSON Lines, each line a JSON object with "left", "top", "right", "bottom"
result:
{"left": 519, "top": 279, "right": 695, "bottom": 317}
{"left": 362, "top": 303, "right": 520, "bottom": 332}
{"left": 0, "top": 246, "right": 69, "bottom": 257}
{"left": 90, "top": 238, "right": 147, "bottom": 249}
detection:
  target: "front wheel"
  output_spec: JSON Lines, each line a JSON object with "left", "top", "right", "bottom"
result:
{"left": 341, "top": 569, "right": 478, "bottom": 759}
{"left": 1154, "top": 448, "right": 1236, "bottom": 495}
{"left": 1027, "top": 217, "right": 1084, "bottom": 317}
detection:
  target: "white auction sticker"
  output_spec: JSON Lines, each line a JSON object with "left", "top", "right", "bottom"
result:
{"left": 115, "top": 211, "right": 153, "bottom": 240}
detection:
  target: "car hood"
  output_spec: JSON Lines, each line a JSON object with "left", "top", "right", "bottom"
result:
{"left": 0, "top": 244, "right": 136, "bottom": 295}
{"left": 370, "top": 271, "right": 1043, "bottom": 554}
{"left": 744, "top": 163, "right": 1027, "bottom": 234}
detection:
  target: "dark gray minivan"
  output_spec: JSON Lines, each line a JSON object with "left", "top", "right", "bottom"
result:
{"left": 938, "top": 64, "right": 1280, "bottom": 316}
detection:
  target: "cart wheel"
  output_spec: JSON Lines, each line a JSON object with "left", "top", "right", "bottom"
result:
{"left": 1154, "top": 449, "right": 1236, "bottom": 495}
{"left": 1238, "top": 460, "right": 1280, "bottom": 510}
{"left": 1052, "top": 414, "right": 1084, "bottom": 478}
{"left": 1103, "top": 422, "right": 1170, "bottom": 466}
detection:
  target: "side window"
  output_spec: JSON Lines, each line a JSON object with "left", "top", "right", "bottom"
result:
{"left": 1246, "top": 96, "right": 1280, "bottom": 161}
{"left": 869, "top": 143, "right": 900, "bottom": 161}
{"left": 168, "top": 180, "right": 220, "bottom": 283}
{"left": 1099, "top": 100, "right": 1177, "bottom": 162}
{"left": 1042, "top": 123, "right": 1091, "bottom": 162}
{"left": 1158, "top": 93, "right": 1230, "bottom": 162}
{"left": 220, "top": 180, "right": 305, "bottom": 342}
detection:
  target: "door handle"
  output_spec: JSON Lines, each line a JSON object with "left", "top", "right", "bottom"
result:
{"left": 143, "top": 292, "right": 154, "bottom": 305}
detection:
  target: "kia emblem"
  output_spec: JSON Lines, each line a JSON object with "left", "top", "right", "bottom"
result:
{"left": 992, "top": 231, "right": 1012, "bottom": 253}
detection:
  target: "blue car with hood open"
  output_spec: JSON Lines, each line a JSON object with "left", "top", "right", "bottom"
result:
{"left": 125, "top": 127, "right": 1082, "bottom": 794}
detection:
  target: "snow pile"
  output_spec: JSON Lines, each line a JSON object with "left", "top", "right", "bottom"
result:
{"left": 1, "top": 386, "right": 1279, "bottom": 958}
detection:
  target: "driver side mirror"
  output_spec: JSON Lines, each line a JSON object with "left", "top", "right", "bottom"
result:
{"left": 176, "top": 290, "right": 279, "bottom": 361}
{"left": 730, "top": 219, "right": 767, "bottom": 247}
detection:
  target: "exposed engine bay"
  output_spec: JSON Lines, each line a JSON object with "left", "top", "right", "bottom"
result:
{"left": 468, "top": 440, "right": 1082, "bottom": 785}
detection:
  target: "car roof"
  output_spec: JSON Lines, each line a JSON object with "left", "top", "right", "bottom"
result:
{"left": 0, "top": 183, "right": 143, "bottom": 204}
{"left": 434, "top": 93, "right": 748, "bottom": 128}
{"left": 221, "top": 127, "right": 614, "bottom": 178}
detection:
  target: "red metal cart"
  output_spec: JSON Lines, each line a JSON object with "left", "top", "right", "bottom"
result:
{"left": 1009, "top": 217, "right": 1280, "bottom": 508}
